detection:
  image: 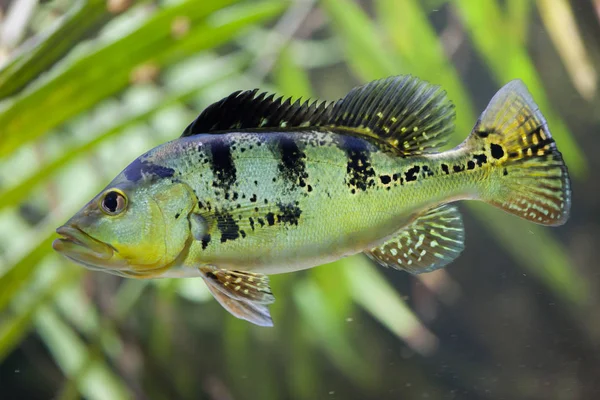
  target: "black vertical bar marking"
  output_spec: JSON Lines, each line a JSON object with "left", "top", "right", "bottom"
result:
{"left": 277, "top": 134, "right": 308, "bottom": 189}
{"left": 209, "top": 137, "right": 236, "bottom": 190}
{"left": 215, "top": 211, "right": 240, "bottom": 243}
{"left": 124, "top": 158, "right": 175, "bottom": 182}
{"left": 342, "top": 135, "right": 376, "bottom": 192}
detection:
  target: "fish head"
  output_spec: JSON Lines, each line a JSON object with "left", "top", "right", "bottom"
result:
{"left": 53, "top": 171, "right": 198, "bottom": 278}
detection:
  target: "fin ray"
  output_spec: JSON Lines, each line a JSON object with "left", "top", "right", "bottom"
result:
{"left": 202, "top": 282, "right": 273, "bottom": 327}
{"left": 330, "top": 76, "right": 455, "bottom": 154}
{"left": 366, "top": 204, "right": 464, "bottom": 274}
{"left": 199, "top": 266, "right": 274, "bottom": 304}
{"left": 181, "top": 76, "right": 455, "bottom": 155}
{"left": 199, "top": 266, "right": 274, "bottom": 327}
{"left": 469, "top": 80, "right": 571, "bottom": 225}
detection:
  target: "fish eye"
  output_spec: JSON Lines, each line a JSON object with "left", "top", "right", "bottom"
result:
{"left": 100, "top": 189, "right": 127, "bottom": 216}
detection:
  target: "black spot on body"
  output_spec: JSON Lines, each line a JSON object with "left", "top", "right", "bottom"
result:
{"left": 257, "top": 218, "right": 265, "bottom": 227}
{"left": 477, "top": 129, "right": 491, "bottom": 138}
{"left": 405, "top": 166, "right": 420, "bottom": 182}
{"left": 441, "top": 164, "right": 449, "bottom": 174}
{"left": 175, "top": 213, "right": 180, "bottom": 219}
{"left": 201, "top": 234, "right": 211, "bottom": 250}
{"left": 422, "top": 165, "right": 434, "bottom": 177}
{"left": 249, "top": 217, "right": 255, "bottom": 231}
{"left": 343, "top": 136, "right": 376, "bottom": 192}
{"left": 453, "top": 165, "right": 465, "bottom": 172}
{"left": 215, "top": 211, "right": 240, "bottom": 243}
{"left": 250, "top": 194, "right": 257, "bottom": 202}
{"left": 124, "top": 158, "right": 175, "bottom": 182}
{"left": 379, "top": 175, "right": 391, "bottom": 184}
{"left": 490, "top": 143, "right": 505, "bottom": 159}
{"left": 503, "top": 168, "right": 508, "bottom": 176}
{"left": 266, "top": 213, "right": 275, "bottom": 226}
{"left": 209, "top": 138, "right": 236, "bottom": 190}
{"left": 467, "top": 161, "right": 475, "bottom": 170}
{"left": 277, "top": 203, "right": 302, "bottom": 226}
{"left": 473, "top": 153, "right": 487, "bottom": 167}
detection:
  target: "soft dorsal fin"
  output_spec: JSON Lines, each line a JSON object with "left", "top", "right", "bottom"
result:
{"left": 181, "top": 76, "right": 456, "bottom": 155}
{"left": 328, "top": 76, "right": 456, "bottom": 154}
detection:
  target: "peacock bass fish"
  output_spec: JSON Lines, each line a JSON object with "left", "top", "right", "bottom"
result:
{"left": 53, "top": 76, "right": 571, "bottom": 326}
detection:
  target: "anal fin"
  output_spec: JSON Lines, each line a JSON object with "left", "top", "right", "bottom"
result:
{"left": 365, "top": 204, "right": 464, "bottom": 274}
{"left": 199, "top": 266, "right": 275, "bottom": 327}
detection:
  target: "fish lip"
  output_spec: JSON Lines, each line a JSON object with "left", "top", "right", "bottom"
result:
{"left": 53, "top": 225, "right": 115, "bottom": 261}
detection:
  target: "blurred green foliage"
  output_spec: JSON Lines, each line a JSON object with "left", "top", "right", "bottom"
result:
{"left": 0, "top": 0, "right": 598, "bottom": 399}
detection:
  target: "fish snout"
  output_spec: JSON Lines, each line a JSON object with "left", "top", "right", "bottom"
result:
{"left": 53, "top": 224, "right": 114, "bottom": 261}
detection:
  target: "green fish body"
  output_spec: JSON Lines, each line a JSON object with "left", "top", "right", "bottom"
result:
{"left": 53, "top": 76, "right": 571, "bottom": 326}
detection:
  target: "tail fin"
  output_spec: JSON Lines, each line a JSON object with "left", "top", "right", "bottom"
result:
{"left": 469, "top": 80, "right": 571, "bottom": 226}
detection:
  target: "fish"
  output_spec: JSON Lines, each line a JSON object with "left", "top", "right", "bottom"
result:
{"left": 53, "top": 75, "right": 571, "bottom": 326}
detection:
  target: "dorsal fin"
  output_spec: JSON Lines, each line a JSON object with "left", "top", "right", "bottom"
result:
{"left": 181, "top": 76, "right": 456, "bottom": 155}
{"left": 328, "top": 76, "right": 456, "bottom": 154}
{"left": 181, "top": 89, "right": 333, "bottom": 136}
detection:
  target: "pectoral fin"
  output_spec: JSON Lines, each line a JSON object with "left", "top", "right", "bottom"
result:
{"left": 365, "top": 204, "right": 464, "bottom": 274}
{"left": 199, "top": 266, "right": 275, "bottom": 327}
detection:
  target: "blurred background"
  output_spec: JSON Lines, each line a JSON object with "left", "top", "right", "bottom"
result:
{"left": 0, "top": 0, "right": 599, "bottom": 399}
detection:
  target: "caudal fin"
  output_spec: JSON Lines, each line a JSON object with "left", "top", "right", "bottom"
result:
{"left": 469, "top": 80, "right": 571, "bottom": 226}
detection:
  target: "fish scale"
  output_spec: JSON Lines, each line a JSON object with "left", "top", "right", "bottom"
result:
{"left": 53, "top": 75, "right": 571, "bottom": 326}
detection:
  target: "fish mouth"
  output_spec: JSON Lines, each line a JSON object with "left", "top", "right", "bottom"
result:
{"left": 53, "top": 225, "right": 116, "bottom": 268}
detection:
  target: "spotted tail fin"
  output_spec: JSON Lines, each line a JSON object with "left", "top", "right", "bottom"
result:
{"left": 469, "top": 80, "right": 571, "bottom": 226}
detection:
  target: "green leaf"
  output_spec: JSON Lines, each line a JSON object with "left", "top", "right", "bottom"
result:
{"left": 321, "top": 0, "right": 399, "bottom": 79}
{"left": 0, "top": 268, "right": 80, "bottom": 362}
{"left": 0, "top": 233, "right": 55, "bottom": 313}
{"left": 0, "top": 0, "right": 142, "bottom": 99}
{"left": 35, "top": 307, "right": 131, "bottom": 400}
{"left": 0, "top": 0, "right": 285, "bottom": 157}
{"left": 454, "top": 0, "right": 586, "bottom": 176}
{"left": 293, "top": 277, "right": 376, "bottom": 390}
{"left": 344, "top": 257, "right": 440, "bottom": 356}
{"left": 0, "top": 54, "right": 243, "bottom": 212}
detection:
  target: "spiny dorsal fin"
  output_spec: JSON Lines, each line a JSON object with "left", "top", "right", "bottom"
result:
{"left": 181, "top": 89, "right": 333, "bottom": 136}
{"left": 365, "top": 204, "right": 464, "bottom": 274}
{"left": 181, "top": 76, "right": 455, "bottom": 155}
